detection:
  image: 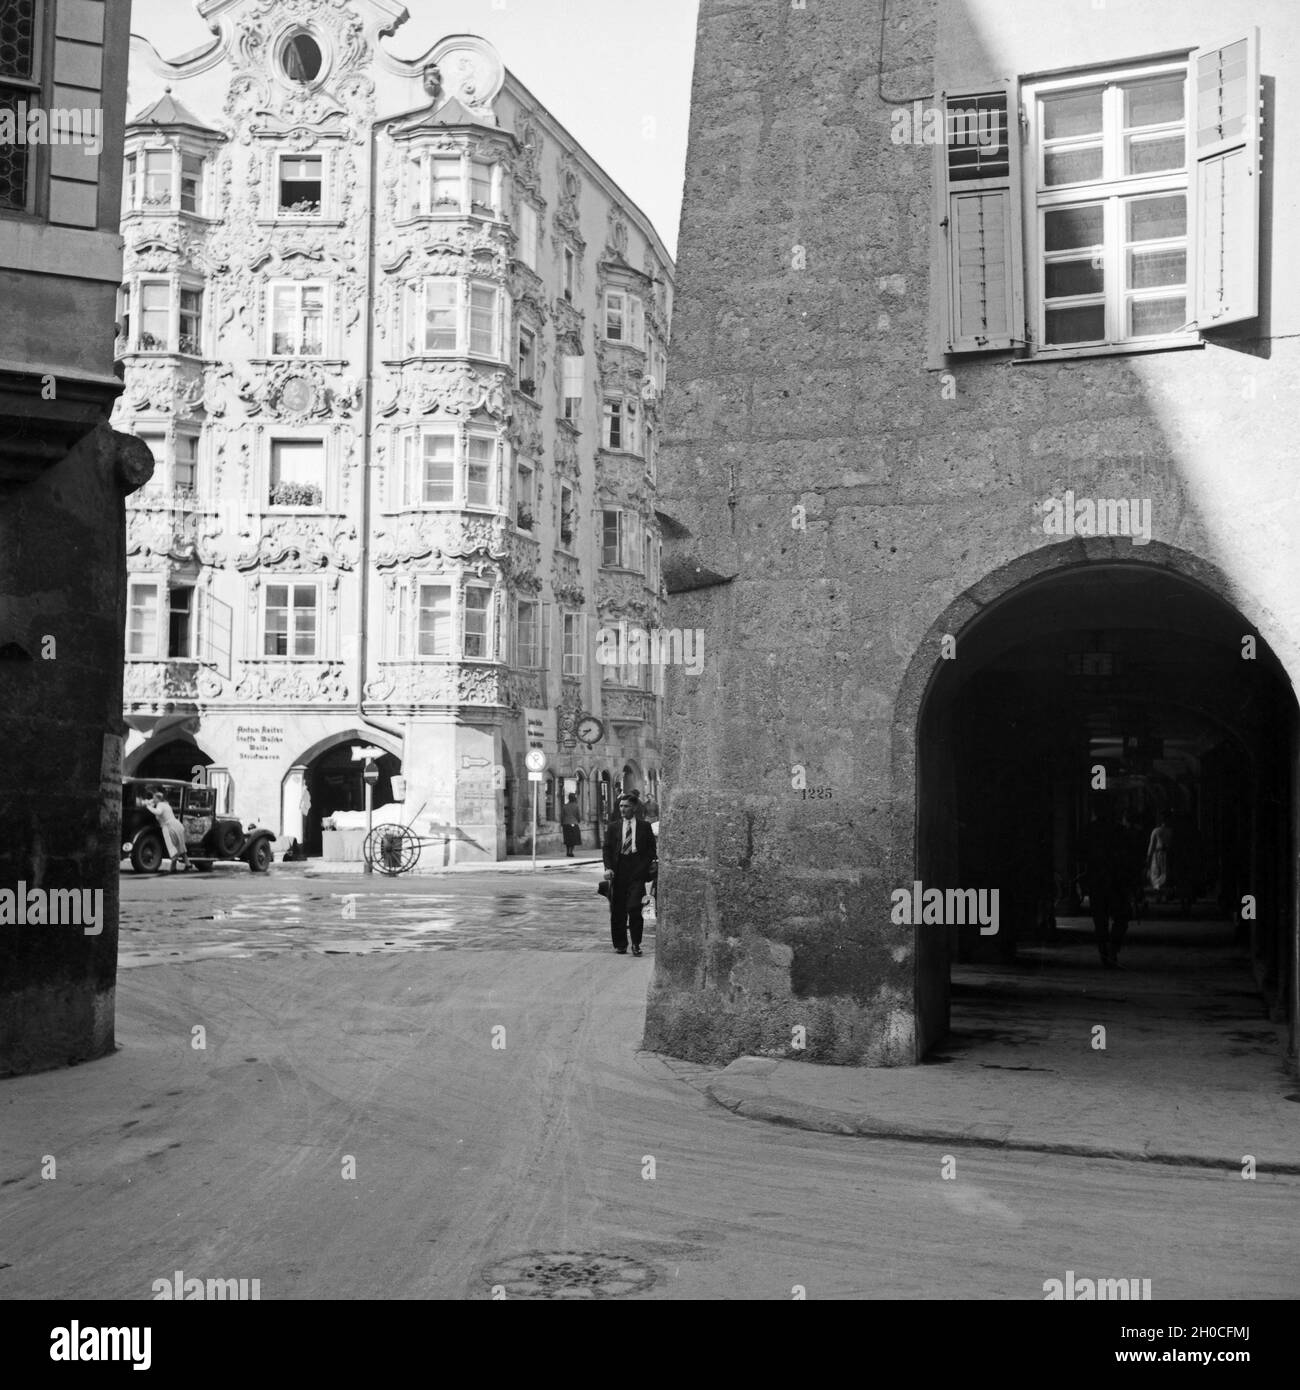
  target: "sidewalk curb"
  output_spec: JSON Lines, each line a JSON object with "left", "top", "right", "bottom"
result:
{"left": 701, "top": 1080, "right": 1300, "bottom": 1174}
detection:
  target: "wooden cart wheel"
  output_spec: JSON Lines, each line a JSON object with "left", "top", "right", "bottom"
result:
{"left": 365, "top": 823, "right": 420, "bottom": 876}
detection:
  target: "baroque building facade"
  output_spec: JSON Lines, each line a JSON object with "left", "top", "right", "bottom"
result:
{"left": 650, "top": 0, "right": 1299, "bottom": 1072}
{"left": 114, "top": 0, "right": 674, "bottom": 860}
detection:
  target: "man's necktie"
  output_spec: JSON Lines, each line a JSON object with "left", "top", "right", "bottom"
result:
{"left": 623, "top": 821, "right": 633, "bottom": 855}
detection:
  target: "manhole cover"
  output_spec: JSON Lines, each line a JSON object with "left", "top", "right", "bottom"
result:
{"left": 483, "top": 1251, "right": 656, "bottom": 1299}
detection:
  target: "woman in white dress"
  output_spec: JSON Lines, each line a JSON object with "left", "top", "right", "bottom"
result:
{"left": 147, "top": 788, "right": 190, "bottom": 873}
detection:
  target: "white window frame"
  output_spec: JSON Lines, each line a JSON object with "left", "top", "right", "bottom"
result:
{"left": 559, "top": 483, "right": 575, "bottom": 550}
{"left": 277, "top": 151, "right": 325, "bottom": 218}
{"left": 394, "top": 577, "right": 455, "bottom": 660}
{"left": 1024, "top": 60, "right": 1196, "bottom": 353}
{"left": 601, "top": 508, "right": 641, "bottom": 570}
{"left": 517, "top": 324, "right": 538, "bottom": 395}
{"left": 126, "top": 580, "right": 161, "bottom": 659}
{"left": 562, "top": 611, "right": 585, "bottom": 677}
{"left": 514, "top": 598, "right": 540, "bottom": 669}
{"left": 175, "top": 433, "right": 199, "bottom": 496}
{"left": 404, "top": 277, "right": 459, "bottom": 355}
{"left": 462, "top": 582, "right": 495, "bottom": 661}
{"left": 517, "top": 201, "right": 539, "bottom": 271}
{"left": 396, "top": 428, "right": 503, "bottom": 512}
{"left": 262, "top": 581, "right": 321, "bottom": 660}
{"left": 515, "top": 458, "right": 535, "bottom": 531}
{"left": 562, "top": 354, "right": 584, "bottom": 422}
{"left": 602, "top": 396, "right": 641, "bottom": 454}
{"left": 268, "top": 437, "right": 327, "bottom": 510}
{"left": 268, "top": 280, "right": 328, "bottom": 358}
{"left": 468, "top": 280, "right": 504, "bottom": 360}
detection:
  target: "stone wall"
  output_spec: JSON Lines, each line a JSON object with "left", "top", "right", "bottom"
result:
{"left": 0, "top": 425, "right": 151, "bottom": 1075}
{"left": 645, "top": 0, "right": 1300, "bottom": 1065}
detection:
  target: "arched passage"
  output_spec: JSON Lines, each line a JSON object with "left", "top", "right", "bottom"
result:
{"left": 129, "top": 736, "right": 213, "bottom": 783}
{"left": 288, "top": 731, "right": 402, "bottom": 857}
{"left": 903, "top": 544, "right": 1298, "bottom": 1064}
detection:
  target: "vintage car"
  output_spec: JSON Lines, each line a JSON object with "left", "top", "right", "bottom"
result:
{"left": 122, "top": 777, "right": 276, "bottom": 874}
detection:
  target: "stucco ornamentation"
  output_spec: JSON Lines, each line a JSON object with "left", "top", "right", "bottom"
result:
{"left": 233, "top": 660, "right": 350, "bottom": 703}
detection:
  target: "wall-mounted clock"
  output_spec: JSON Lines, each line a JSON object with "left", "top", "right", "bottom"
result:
{"left": 576, "top": 715, "right": 604, "bottom": 746}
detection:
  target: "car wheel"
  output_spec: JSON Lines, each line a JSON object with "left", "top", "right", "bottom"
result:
{"left": 131, "top": 835, "right": 164, "bottom": 874}
{"left": 213, "top": 821, "right": 244, "bottom": 859}
{"left": 247, "top": 839, "right": 273, "bottom": 873}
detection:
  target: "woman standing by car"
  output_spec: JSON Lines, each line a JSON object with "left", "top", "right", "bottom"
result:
{"left": 147, "top": 788, "right": 190, "bottom": 873}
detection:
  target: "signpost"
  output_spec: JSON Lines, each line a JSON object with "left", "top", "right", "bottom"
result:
{"left": 524, "top": 748, "right": 547, "bottom": 870}
{"left": 362, "top": 758, "right": 378, "bottom": 875}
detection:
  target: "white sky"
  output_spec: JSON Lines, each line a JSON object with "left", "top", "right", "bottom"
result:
{"left": 127, "top": 0, "right": 700, "bottom": 258}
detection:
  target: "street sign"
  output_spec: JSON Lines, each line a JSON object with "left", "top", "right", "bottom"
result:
{"left": 527, "top": 770, "right": 543, "bottom": 782}
{"left": 362, "top": 760, "right": 379, "bottom": 784}
{"left": 524, "top": 748, "right": 547, "bottom": 773}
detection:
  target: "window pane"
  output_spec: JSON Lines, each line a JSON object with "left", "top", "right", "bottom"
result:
{"left": 469, "top": 286, "right": 496, "bottom": 355}
{"left": 1128, "top": 296, "right": 1185, "bottom": 337}
{"left": 1125, "top": 133, "right": 1184, "bottom": 176}
{"left": 1126, "top": 194, "right": 1186, "bottom": 243}
{"left": 1044, "top": 304, "right": 1106, "bottom": 345}
{"left": 425, "top": 280, "right": 456, "bottom": 350}
{"left": 1045, "top": 258, "right": 1104, "bottom": 299}
{"left": 1042, "top": 89, "right": 1103, "bottom": 141}
{"left": 470, "top": 160, "right": 492, "bottom": 207}
{"left": 1044, "top": 204, "right": 1104, "bottom": 252}
{"left": 417, "top": 584, "right": 451, "bottom": 656}
{"left": 0, "top": 0, "right": 36, "bottom": 79}
{"left": 1127, "top": 247, "right": 1186, "bottom": 290}
{"left": 1124, "top": 76, "right": 1184, "bottom": 129}
{"left": 432, "top": 158, "right": 459, "bottom": 205}
{"left": 464, "top": 589, "right": 490, "bottom": 658}
{"left": 128, "top": 585, "right": 158, "bottom": 656}
{"left": 422, "top": 434, "right": 454, "bottom": 502}
{"left": 1043, "top": 146, "right": 1104, "bottom": 186}
{"left": 301, "top": 285, "right": 324, "bottom": 353}
{"left": 264, "top": 586, "right": 288, "bottom": 656}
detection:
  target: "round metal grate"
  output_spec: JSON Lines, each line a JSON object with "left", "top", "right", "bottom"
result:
{"left": 484, "top": 1251, "right": 656, "bottom": 1300}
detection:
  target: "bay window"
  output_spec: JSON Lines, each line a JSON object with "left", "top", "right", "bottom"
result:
{"left": 397, "top": 429, "right": 501, "bottom": 510}
{"left": 463, "top": 586, "right": 492, "bottom": 659}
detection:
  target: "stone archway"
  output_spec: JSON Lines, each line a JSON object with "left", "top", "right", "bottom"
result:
{"left": 898, "top": 541, "right": 1299, "bottom": 1062}
{"left": 287, "top": 729, "right": 403, "bottom": 857}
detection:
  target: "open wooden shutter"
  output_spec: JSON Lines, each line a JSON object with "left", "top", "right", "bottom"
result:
{"left": 941, "top": 83, "right": 1023, "bottom": 352}
{"left": 197, "top": 589, "right": 232, "bottom": 680}
{"left": 1191, "top": 29, "right": 1261, "bottom": 328}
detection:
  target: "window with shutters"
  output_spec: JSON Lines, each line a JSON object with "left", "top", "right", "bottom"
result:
{"left": 942, "top": 34, "right": 1261, "bottom": 357}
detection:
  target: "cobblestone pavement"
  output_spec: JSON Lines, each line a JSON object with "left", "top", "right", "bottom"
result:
{"left": 118, "top": 864, "right": 655, "bottom": 967}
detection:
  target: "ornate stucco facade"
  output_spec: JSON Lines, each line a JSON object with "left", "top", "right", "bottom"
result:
{"left": 114, "top": 0, "right": 674, "bottom": 860}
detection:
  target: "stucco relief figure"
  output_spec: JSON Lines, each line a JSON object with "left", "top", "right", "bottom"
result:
{"left": 422, "top": 63, "right": 443, "bottom": 103}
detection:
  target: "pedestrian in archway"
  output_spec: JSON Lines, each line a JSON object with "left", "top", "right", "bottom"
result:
{"left": 561, "top": 792, "right": 582, "bottom": 857}
{"left": 602, "top": 790, "right": 655, "bottom": 955}
{"left": 1147, "top": 812, "right": 1174, "bottom": 901}
{"left": 1081, "top": 797, "right": 1140, "bottom": 968}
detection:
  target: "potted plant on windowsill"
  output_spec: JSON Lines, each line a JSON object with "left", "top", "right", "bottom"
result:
{"left": 518, "top": 377, "right": 536, "bottom": 397}
{"left": 516, "top": 504, "right": 535, "bottom": 531}
{"left": 269, "top": 481, "right": 323, "bottom": 507}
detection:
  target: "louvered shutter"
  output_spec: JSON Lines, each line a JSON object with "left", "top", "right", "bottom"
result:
{"left": 941, "top": 84, "right": 1023, "bottom": 352}
{"left": 1192, "top": 30, "right": 1261, "bottom": 328}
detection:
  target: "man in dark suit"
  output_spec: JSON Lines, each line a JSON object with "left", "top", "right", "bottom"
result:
{"left": 602, "top": 791, "right": 656, "bottom": 955}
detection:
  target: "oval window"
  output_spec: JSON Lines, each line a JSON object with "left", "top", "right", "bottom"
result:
{"left": 282, "top": 33, "right": 323, "bottom": 83}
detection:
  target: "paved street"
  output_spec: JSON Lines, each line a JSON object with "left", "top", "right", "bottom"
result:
{"left": 0, "top": 868, "right": 1296, "bottom": 1300}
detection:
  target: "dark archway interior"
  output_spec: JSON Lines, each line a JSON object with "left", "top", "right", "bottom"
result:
{"left": 304, "top": 741, "right": 400, "bottom": 856}
{"left": 135, "top": 740, "right": 212, "bottom": 784}
{"left": 918, "top": 564, "right": 1296, "bottom": 1062}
